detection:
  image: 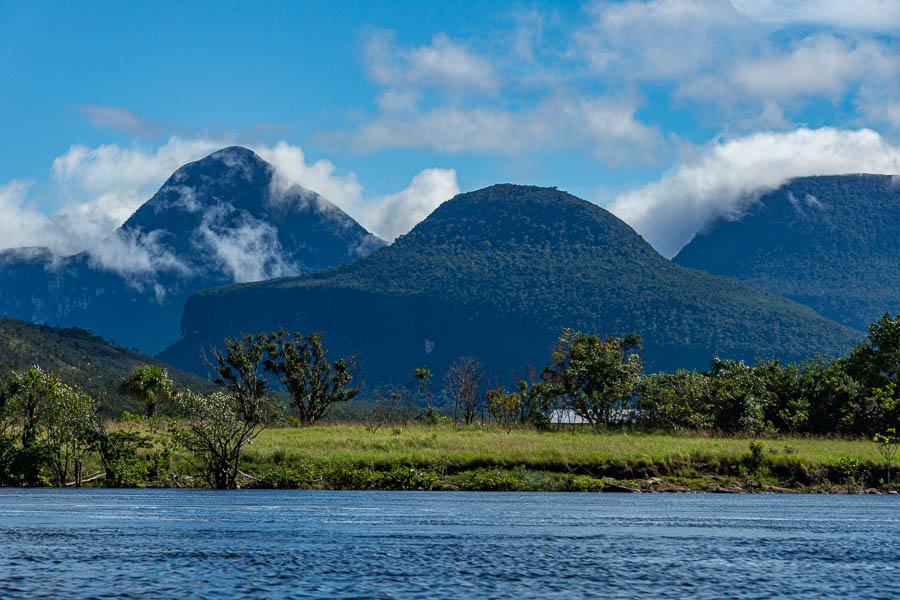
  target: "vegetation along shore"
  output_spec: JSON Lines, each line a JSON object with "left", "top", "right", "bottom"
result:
{"left": 1, "top": 313, "right": 898, "bottom": 493}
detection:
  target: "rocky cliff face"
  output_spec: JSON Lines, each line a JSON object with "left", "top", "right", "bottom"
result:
{"left": 0, "top": 147, "right": 385, "bottom": 353}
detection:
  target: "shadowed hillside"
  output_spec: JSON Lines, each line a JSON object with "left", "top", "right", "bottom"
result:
{"left": 162, "top": 184, "right": 862, "bottom": 383}
{"left": 675, "top": 174, "right": 900, "bottom": 331}
{"left": 0, "top": 316, "right": 213, "bottom": 415}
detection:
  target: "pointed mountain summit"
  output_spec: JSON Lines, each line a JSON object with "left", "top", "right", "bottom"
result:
{"left": 120, "top": 146, "right": 381, "bottom": 279}
{"left": 674, "top": 174, "right": 900, "bottom": 330}
{"left": 162, "top": 184, "right": 860, "bottom": 382}
{"left": 0, "top": 147, "right": 385, "bottom": 352}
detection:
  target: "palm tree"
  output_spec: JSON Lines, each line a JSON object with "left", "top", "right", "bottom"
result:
{"left": 121, "top": 365, "right": 173, "bottom": 417}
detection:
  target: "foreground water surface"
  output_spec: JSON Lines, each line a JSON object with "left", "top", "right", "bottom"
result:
{"left": 0, "top": 489, "right": 897, "bottom": 599}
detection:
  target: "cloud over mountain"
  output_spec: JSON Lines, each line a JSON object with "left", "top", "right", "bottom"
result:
{"left": 608, "top": 127, "right": 900, "bottom": 257}
{"left": 0, "top": 138, "right": 459, "bottom": 277}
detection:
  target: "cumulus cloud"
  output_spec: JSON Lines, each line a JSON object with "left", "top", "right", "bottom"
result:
{"left": 261, "top": 141, "right": 459, "bottom": 240}
{"left": 258, "top": 141, "right": 364, "bottom": 216}
{"left": 362, "top": 168, "right": 460, "bottom": 241}
{"left": 50, "top": 137, "right": 224, "bottom": 236}
{"left": 608, "top": 127, "right": 900, "bottom": 258}
{"left": 351, "top": 95, "right": 661, "bottom": 164}
{"left": 347, "top": 1, "right": 900, "bottom": 159}
{"left": 364, "top": 29, "right": 498, "bottom": 95}
{"left": 0, "top": 180, "right": 48, "bottom": 250}
{"left": 566, "top": 1, "right": 900, "bottom": 131}
{"left": 575, "top": 0, "right": 745, "bottom": 80}
{"left": 688, "top": 34, "right": 900, "bottom": 103}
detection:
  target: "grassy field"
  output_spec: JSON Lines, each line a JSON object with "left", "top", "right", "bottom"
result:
{"left": 67, "top": 423, "right": 891, "bottom": 492}
{"left": 223, "top": 424, "right": 892, "bottom": 493}
{"left": 244, "top": 424, "right": 882, "bottom": 470}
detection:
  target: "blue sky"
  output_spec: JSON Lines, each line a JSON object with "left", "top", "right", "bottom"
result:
{"left": 3, "top": 0, "right": 900, "bottom": 258}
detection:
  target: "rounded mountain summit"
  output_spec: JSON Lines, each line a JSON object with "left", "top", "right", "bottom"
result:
{"left": 162, "top": 184, "right": 861, "bottom": 381}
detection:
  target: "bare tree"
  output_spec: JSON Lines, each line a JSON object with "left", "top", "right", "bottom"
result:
{"left": 367, "top": 387, "right": 409, "bottom": 432}
{"left": 444, "top": 356, "right": 485, "bottom": 425}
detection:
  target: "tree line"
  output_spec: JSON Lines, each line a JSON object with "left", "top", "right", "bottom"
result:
{"left": 1, "top": 314, "right": 898, "bottom": 489}
{"left": 0, "top": 329, "right": 359, "bottom": 489}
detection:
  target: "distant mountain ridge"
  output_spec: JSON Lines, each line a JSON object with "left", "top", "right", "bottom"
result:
{"left": 674, "top": 174, "right": 900, "bottom": 331}
{"left": 162, "top": 184, "right": 861, "bottom": 384}
{"left": 0, "top": 147, "right": 385, "bottom": 353}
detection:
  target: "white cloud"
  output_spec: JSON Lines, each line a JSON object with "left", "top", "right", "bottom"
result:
{"left": 258, "top": 141, "right": 364, "bottom": 215}
{"left": 84, "top": 229, "right": 191, "bottom": 282}
{"left": 567, "top": 1, "right": 900, "bottom": 130}
{"left": 730, "top": 0, "right": 900, "bottom": 31}
{"left": 0, "top": 180, "right": 51, "bottom": 250}
{"left": 0, "top": 179, "right": 190, "bottom": 285}
{"left": 363, "top": 168, "right": 460, "bottom": 241}
{"left": 727, "top": 34, "right": 898, "bottom": 101}
{"left": 364, "top": 30, "right": 498, "bottom": 95}
{"left": 350, "top": 95, "right": 661, "bottom": 164}
{"left": 343, "top": 2, "right": 900, "bottom": 160}
{"left": 195, "top": 205, "right": 295, "bottom": 283}
{"left": 576, "top": 0, "right": 745, "bottom": 80}
{"left": 263, "top": 140, "right": 459, "bottom": 240}
{"left": 609, "top": 127, "right": 900, "bottom": 258}
{"left": 50, "top": 137, "right": 224, "bottom": 238}
{"left": 1, "top": 137, "right": 459, "bottom": 282}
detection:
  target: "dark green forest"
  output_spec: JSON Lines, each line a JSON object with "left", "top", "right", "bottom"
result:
{"left": 163, "top": 184, "right": 861, "bottom": 384}
{"left": 0, "top": 316, "right": 212, "bottom": 415}
{"left": 675, "top": 174, "right": 900, "bottom": 331}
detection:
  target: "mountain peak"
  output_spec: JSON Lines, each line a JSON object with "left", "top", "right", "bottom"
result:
{"left": 0, "top": 147, "right": 386, "bottom": 354}
{"left": 208, "top": 145, "right": 258, "bottom": 159}
{"left": 398, "top": 183, "right": 656, "bottom": 258}
{"left": 118, "top": 147, "right": 384, "bottom": 277}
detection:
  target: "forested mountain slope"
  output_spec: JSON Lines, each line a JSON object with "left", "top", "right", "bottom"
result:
{"left": 675, "top": 174, "right": 900, "bottom": 331}
{"left": 0, "top": 316, "right": 212, "bottom": 415}
{"left": 162, "top": 185, "right": 860, "bottom": 384}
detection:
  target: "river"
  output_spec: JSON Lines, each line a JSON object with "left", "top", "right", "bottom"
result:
{"left": 1, "top": 489, "right": 897, "bottom": 598}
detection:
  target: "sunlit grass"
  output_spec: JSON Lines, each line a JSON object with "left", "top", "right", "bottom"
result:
{"left": 242, "top": 424, "right": 881, "bottom": 470}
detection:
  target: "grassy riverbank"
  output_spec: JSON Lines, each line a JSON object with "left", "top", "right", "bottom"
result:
{"left": 228, "top": 425, "right": 892, "bottom": 494}
{"left": 59, "top": 424, "right": 896, "bottom": 492}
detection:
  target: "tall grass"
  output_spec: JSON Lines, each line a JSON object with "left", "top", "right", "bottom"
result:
{"left": 242, "top": 424, "right": 881, "bottom": 471}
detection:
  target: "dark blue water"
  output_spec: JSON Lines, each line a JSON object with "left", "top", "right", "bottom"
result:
{"left": 0, "top": 490, "right": 897, "bottom": 599}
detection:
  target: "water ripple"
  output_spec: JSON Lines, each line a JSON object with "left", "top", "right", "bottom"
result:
{"left": 0, "top": 489, "right": 897, "bottom": 599}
